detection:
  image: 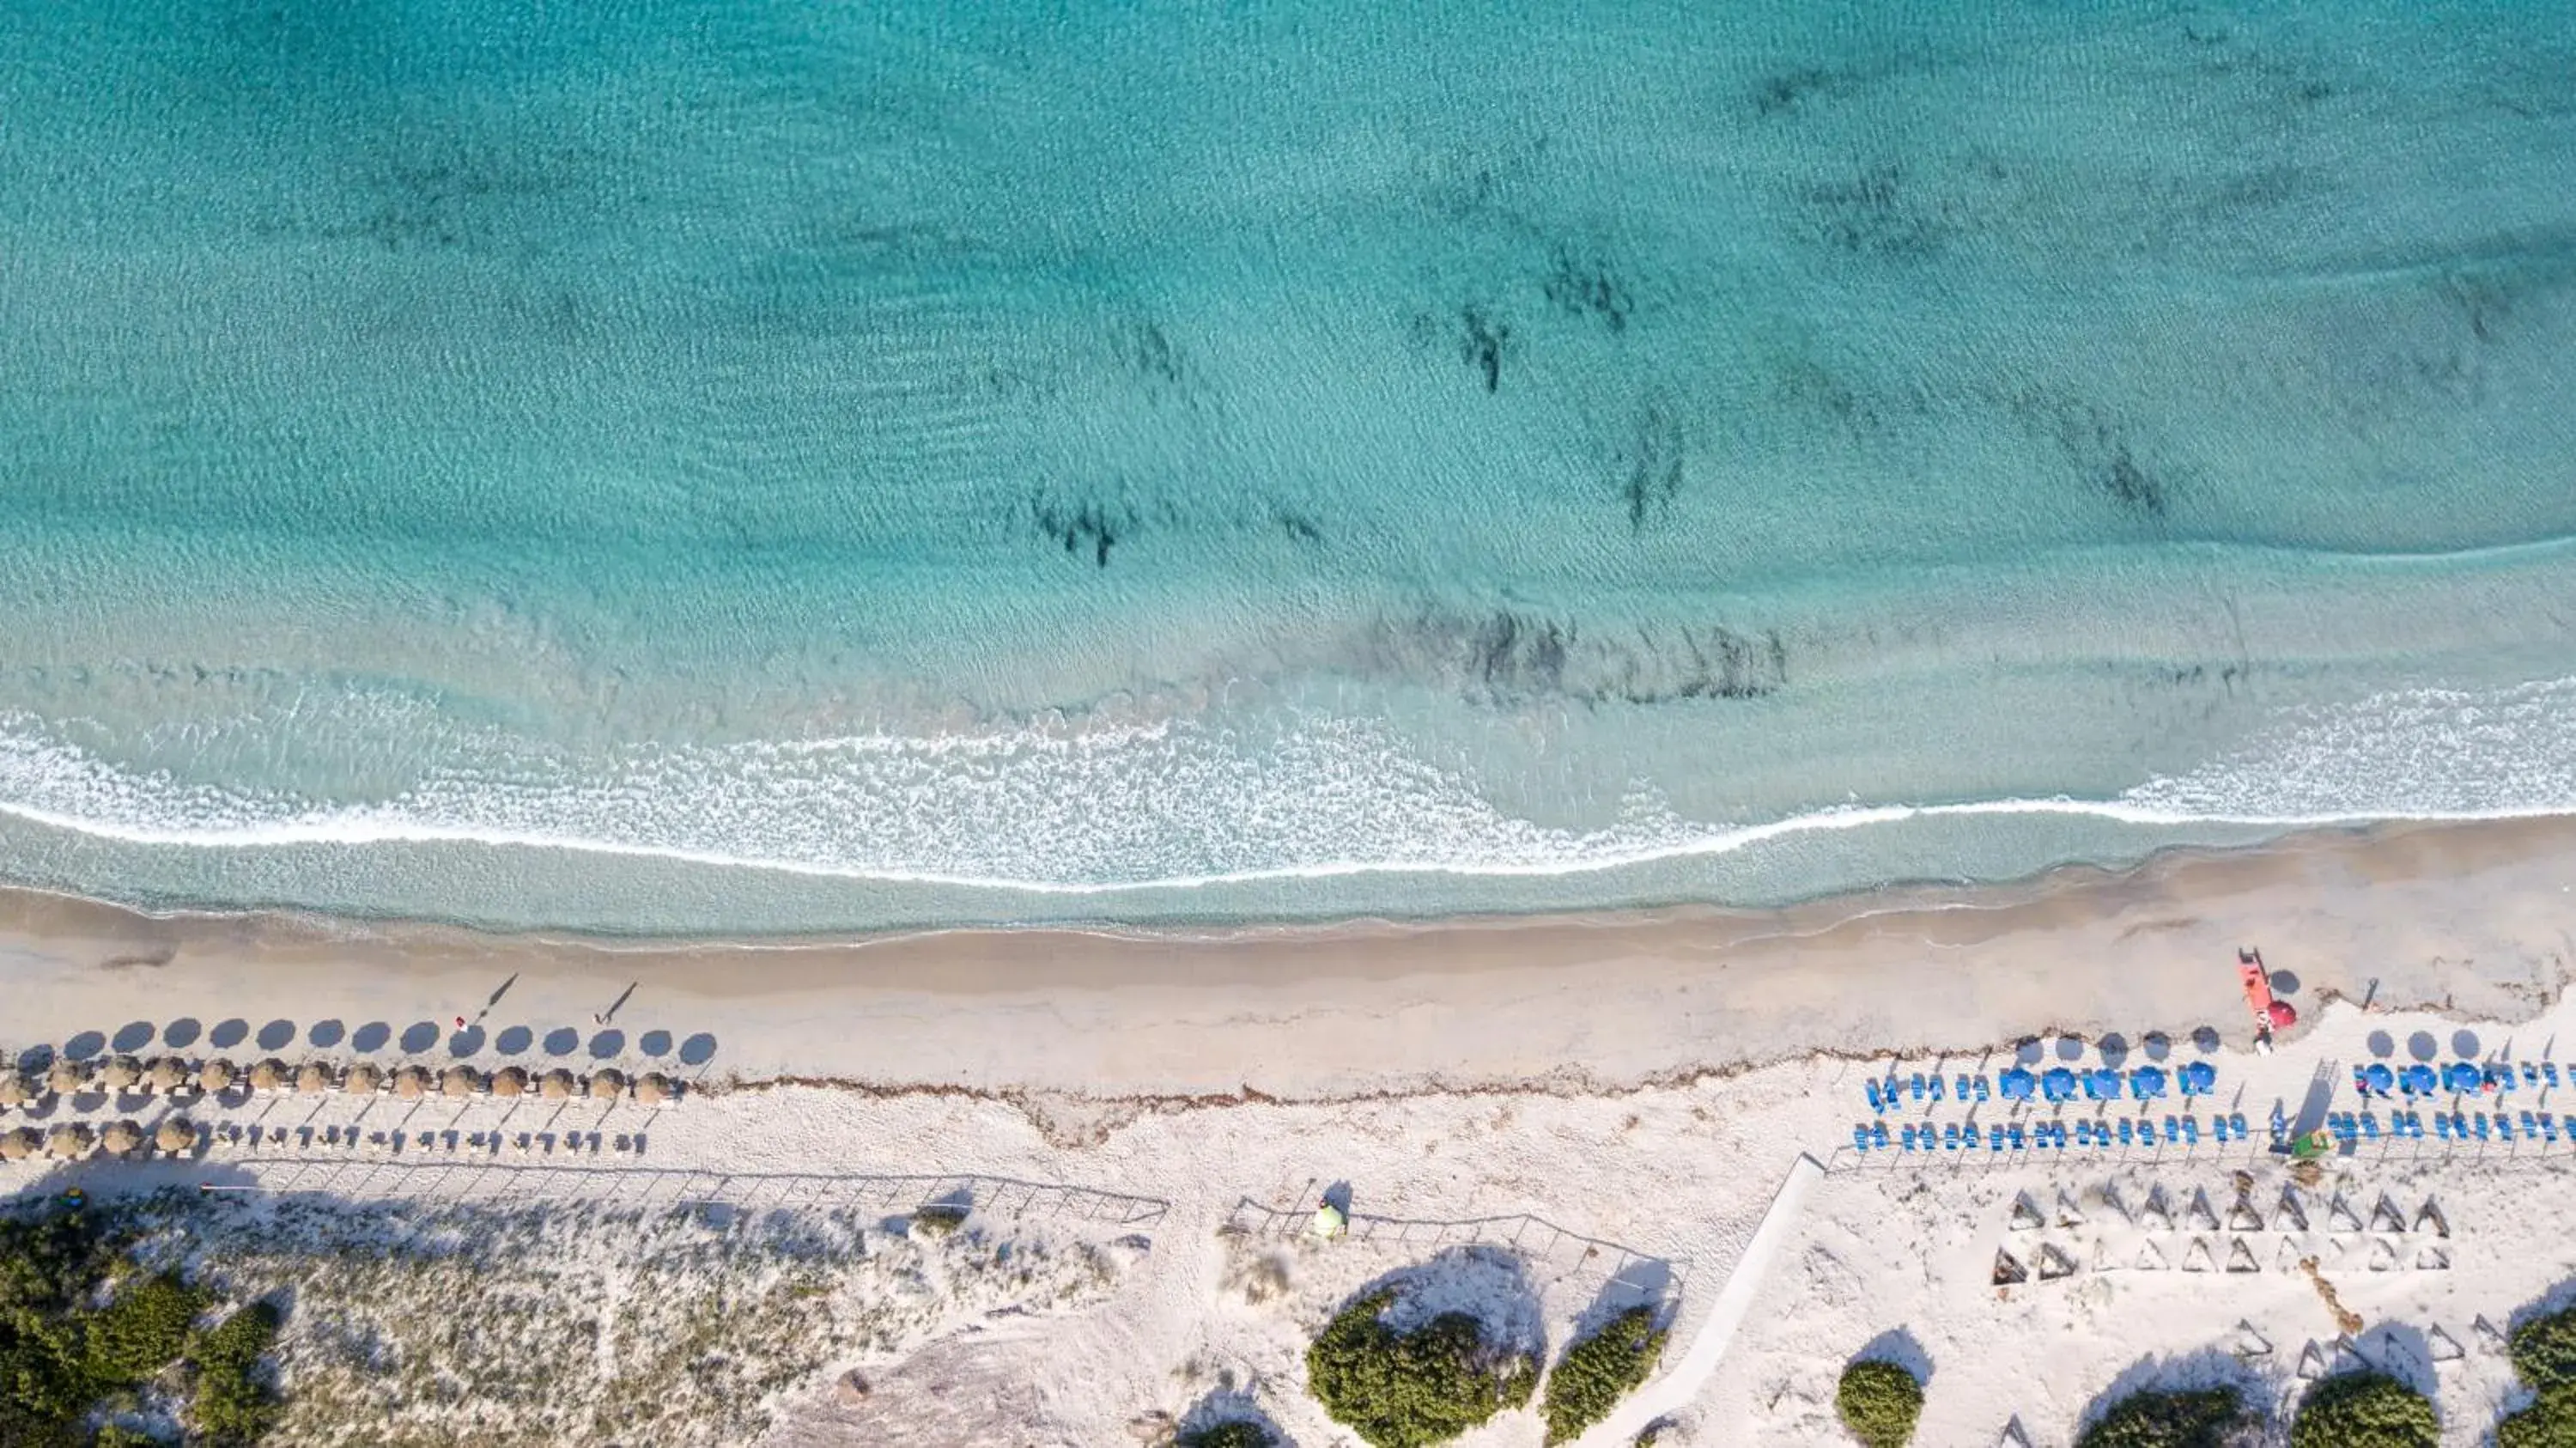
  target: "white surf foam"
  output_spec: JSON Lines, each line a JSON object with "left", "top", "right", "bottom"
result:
{"left": 0, "top": 675, "right": 2572, "bottom": 897}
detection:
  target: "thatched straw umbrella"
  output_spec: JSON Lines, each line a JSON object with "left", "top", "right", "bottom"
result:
{"left": 0, "top": 1070, "right": 32, "bottom": 1109}
{"left": 392, "top": 1065, "right": 429, "bottom": 1100}
{"left": 197, "top": 1059, "right": 237, "bottom": 1094}
{"left": 146, "top": 1057, "right": 190, "bottom": 1095}
{"left": 490, "top": 1066, "right": 528, "bottom": 1098}
{"left": 100, "top": 1056, "right": 143, "bottom": 1092}
{"left": 46, "top": 1123, "right": 94, "bottom": 1159}
{"left": 538, "top": 1069, "right": 577, "bottom": 1101}
{"left": 634, "top": 1074, "right": 673, "bottom": 1107}
{"left": 100, "top": 1119, "right": 144, "bottom": 1157}
{"left": 440, "top": 1066, "right": 482, "bottom": 1098}
{"left": 296, "top": 1062, "right": 335, "bottom": 1094}
{"left": 586, "top": 1068, "right": 626, "bottom": 1102}
{"left": 0, "top": 1126, "right": 38, "bottom": 1160}
{"left": 248, "top": 1059, "right": 288, "bottom": 1092}
{"left": 342, "top": 1062, "right": 384, "bottom": 1095}
{"left": 154, "top": 1118, "right": 198, "bottom": 1155}
{"left": 48, "top": 1058, "right": 92, "bottom": 1095}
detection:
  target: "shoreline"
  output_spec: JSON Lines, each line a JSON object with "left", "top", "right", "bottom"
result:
{"left": 5, "top": 813, "right": 2573, "bottom": 1103}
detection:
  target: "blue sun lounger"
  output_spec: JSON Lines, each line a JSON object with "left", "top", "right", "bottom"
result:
{"left": 2476, "top": 1114, "right": 2494, "bottom": 1141}
{"left": 2549, "top": 1063, "right": 2563, "bottom": 1089}
{"left": 2007, "top": 1123, "right": 2025, "bottom": 1150}
{"left": 1929, "top": 1075, "right": 1946, "bottom": 1103}
{"left": 2436, "top": 1114, "right": 2454, "bottom": 1141}
{"left": 1974, "top": 1076, "right": 1990, "bottom": 1102}
{"left": 1872, "top": 1121, "right": 1889, "bottom": 1148}
{"left": 2499, "top": 1116, "right": 2517, "bottom": 1141}
{"left": 2526, "top": 1062, "right": 2543, "bottom": 1086}
{"left": 1865, "top": 1079, "right": 1883, "bottom": 1112}
{"left": 1911, "top": 1073, "right": 1926, "bottom": 1104}
{"left": 2544, "top": 1114, "right": 2561, "bottom": 1143}
{"left": 2361, "top": 1114, "right": 2379, "bottom": 1141}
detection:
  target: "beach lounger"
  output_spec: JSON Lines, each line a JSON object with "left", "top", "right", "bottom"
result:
{"left": 1930, "top": 1075, "right": 1946, "bottom": 1103}
{"left": 1941, "top": 1123, "right": 1958, "bottom": 1149}
{"left": 2140, "top": 1120, "right": 2159, "bottom": 1147}
{"left": 2436, "top": 1114, "right": 2453, "bottom": 1141}
{"left": 2528, "top": 1063, "right": 2543, "bottom": 1086}
{"left": 2163, "top": 1113, "right": 2179, "bottom": 1141}
{"left": 1974, "top": 1076, "right": 1990, "bottom": 1102}
{"left": 2007, "top": 1124, "right": 2025, "bottom": 1150}
{"left": 2545, "top": 1115, "right": 2561, "bottom": 1143}
{"left": 1871, "top": 1121, "right": 1889, "bottom": 1148}
{"left": 2476, "top": 1114, "right": 2494, "bottom": 1141}
{"left": 2229, "top": 1111, "right": 2248, "bottom": 1139}
{"left": 1910, "top": 1073, "right": 1925, "bottom": 1103}
{"left": 1961, "top": 1125, "right": 1979, "bottom": 1151}
{"left": 2550, "top": 1063, "right": 2563, "bottom": 1088}
{"left": 2361, "top": 1114, "right": 2379, "bottom": 1141}
{"left": 1852, "top": 1125, "right": 1871, "bottom": 1152}
{"left": 2500, "top": 1116, "right": 2518, "bottom": 1141}
{"left": 1866, "top": 1080, "right": 1883, "bottom": 1112}
{"left": 2116, "top": 1119, "right": 2134, "bottom": 1146}
{"left": 2524, "top": 1111, "right": 2538, "bottom": 1136}
{"left": 1953, "top": 1074, "right": 1970, "bottom": 1099}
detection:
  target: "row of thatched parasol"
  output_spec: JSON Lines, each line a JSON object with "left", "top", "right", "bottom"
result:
{"left": 0, "top": 1117, "right": 199, "bottom": 1161}
{"left": 0, "top": 1060, "right": 679, "bottom": 1107}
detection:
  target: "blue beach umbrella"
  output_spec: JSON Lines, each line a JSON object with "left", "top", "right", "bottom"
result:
{"left": 2363, "top": 1063, "right": 2394, "bottom": 1094}
{"left": 2445, "top": 1062, "right": 2483, "bottom": 1093}
{"left": 2178, "top": 1062, "right": 2217, "bottom": 1096}
{"left": 2085, "top": 1068, "right": 2121, "bottom": 1100}
{"left": 2000, "top": 1068, "right": 2036, "bottom": 1101}
{"left": 2129, "top": 1066, "right": 2168, "bottom": 1099}
{"left": 2403, "top": 1064, "right": 2438, "bottom": 1095}
{"left": 2042, "top": 1068, "right": 2077, "bottom": 1102}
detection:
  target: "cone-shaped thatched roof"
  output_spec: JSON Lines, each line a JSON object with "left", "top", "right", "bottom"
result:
{"left": 635, "top": 1074, "right": 673, "bottom": 1106}
{"left": 490, "top": 1066, "right": 528, "bottom": 1097}
{"left": 46, "top": 1123, "right": 94, "bottom": 1159}
{"left": 155, "top": 1118, "right": 198, "bottom": 1153}
{"left": 342, "top": 1062, "right": 383, "bottom": 1094}
{"left": 0, "top": 1126, "right": 37, "bottom": 1159}
{"left": 296, "top": 1062, "right": 334, "bottom": 1093}
{"left": 539, "top": 1069, "right": 577, "bottom": 1099}
{"left": 100, "top": 1119, "right": 144, "bottom": 1155}
{"left": 392, "top": 1065, "right": 429, "bottom": 1099}
{"left": 146, "top": 1057, "right": 190, "bottom": 1093}
{"left": 48, "top": 1059, "right": 92, "bottom": 1094}
{"left": 100, "top": 1056, "right": 143, "bottom": 1091}
{"left": 197, "top": 1059, "right": 237, "bottom": 1093}
{"left": 0, "top": 1071, "right": 31, "bottom": 1107}
{"left": 249, "top": 1059, "right": 289, "bottom": 1091}
{"left": 440, "top": 1066, "right": 481, "bottom": 1098}
{"left": 586, "top": 1068, "right": 626, "bottom": 1100}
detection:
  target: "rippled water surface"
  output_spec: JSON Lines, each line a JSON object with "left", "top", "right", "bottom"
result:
{"left": 2, "top": 1, "right": 2573, "bottom": 931}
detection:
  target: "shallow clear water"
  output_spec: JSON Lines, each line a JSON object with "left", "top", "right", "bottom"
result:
{"left": 2, "top": 0, "right": 2573, "bottom": 933}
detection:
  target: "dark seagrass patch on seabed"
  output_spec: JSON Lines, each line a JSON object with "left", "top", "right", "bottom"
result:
{"left": 1998, "top": 388, "right": 2178, "bottom": 520}
{"left": 1374, "top": 610, "right": 1789, "bottom": 706}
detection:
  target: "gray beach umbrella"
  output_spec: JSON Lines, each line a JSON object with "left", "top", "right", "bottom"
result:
{"left": 100, "top": 1056, "right": 143, "bottom": 1092}
{"left": 490, "top": 1066, "right": 528, "bottom": 1098}
{"left": 47, "top": 1058, "right": 92, "bottom": 1095}
{"left": 46, "top": 1123, "right": 94, "bottom": 1159}
{"left": 0, "top": 1126, "right": 37, "bottom": 1159}
{"left": 100, "top": 1119, "right": 144, "bottom": 1157}
{"left": 440, "top": 1066, "right": 482, "bottom": 1098}
{"left": 249, "top": 1059, "right": 289, "bottom": 1092}
{"left": 197, "top": 1059, "right": 238, "bottom": 1094}
{"left": 342, "top": 1062, "right": 384, "bottom": 1095}
{"left": 146, "top": 1057, "right": 191, "bottom": 1095}
{"left": 154, "top": 1117, "right": 198, "bottom": 1154}
{"left": 297, "top": 1062, "right": 335, "bottom": 1094}
{"left": 392, "top": 1066, "right": 430, "bottom": 1100}
{"left": 587, "top": 1068, "right": 626, "bottom": 1101}
{"left": 539, "top": 1069, "right": 577, "bottom": 1100}
{"left": 0, "top": 1070, "right": 32, "bottom": 1108}
{"left": 634, "top": 1074, "right": 673, "bottom": 1107}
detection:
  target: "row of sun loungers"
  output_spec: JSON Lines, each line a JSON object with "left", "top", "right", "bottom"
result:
{"left": 1852, "top": 1114, "right": 2257, "bottom": 1153}
{"left": 1865, "top": 1063, "right": 2220, "bottom": 1112}
{"left": 205, "top": 1123, "right": 650, "bottom": 1156}
{"left": 2353, "top": 1061, "right": 2555, "bottom": 1097}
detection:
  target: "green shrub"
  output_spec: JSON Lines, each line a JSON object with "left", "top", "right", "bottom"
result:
{"left": 85, "top": 1273, "right": 210, "bottom": 1386}
{"left": 909, "top": 1204, "right": 970, "bottom": 1238}
{"left": 187, "top": 1302, "right": 282, "bottom": 1446}
{"left": 2518, "top": 1309, "right": 2576, "bottom": 1394}
{"left": 2500, "top": 1384, "right": 2576, "bottom": 1448}
{"left": 1306, "top": 1289, "right": 1539, "bottom": 1448}
{"left": 1176, "top": 1421, "right": 1273, "bottom": 1448}
{"left": 1541, "top": 1307, "right": 1667, "bottom": 1445}
{"left": 1836, "top": 1360, "right": 1923, "bottom": 1448}
{"left": 2290, "top": 1372, "right": 2434, "bottom": 1448}
{"left": 92, "top": 1427, "right": 161, "bottom": 1448}
{"left": 2077, "top": 1386, "right": 2244, "bottom": 1448}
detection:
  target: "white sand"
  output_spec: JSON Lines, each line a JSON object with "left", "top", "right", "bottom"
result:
{"left": 3, "top": 816, "right": 2575, "bottom": 1445}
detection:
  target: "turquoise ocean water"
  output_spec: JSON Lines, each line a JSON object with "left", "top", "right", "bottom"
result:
{"left": 2, "top": 1, "right": 2573, "bottom": 934}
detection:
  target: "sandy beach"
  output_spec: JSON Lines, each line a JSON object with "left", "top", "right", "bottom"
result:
{"left": 5, "top": 816, "right": 2576, "bottom": 1445}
